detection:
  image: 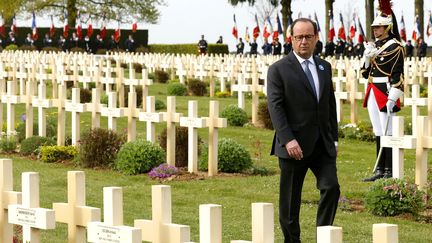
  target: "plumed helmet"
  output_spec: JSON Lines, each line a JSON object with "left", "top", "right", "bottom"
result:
{"left": 371, "top": 14, "right": 392, "bottom": 26}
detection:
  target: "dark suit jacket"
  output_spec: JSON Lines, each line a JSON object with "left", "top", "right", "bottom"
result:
{"left": 267, "top": 51, "right": 338, "bottom": 159}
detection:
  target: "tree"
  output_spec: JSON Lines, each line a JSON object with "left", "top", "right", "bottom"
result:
{"left": 0, "top": 0, "right": 25, "bottom": 24}
{"left": 365, "top": 0, "right": 374, "bottom": 41}
{"left": 1, "top": 0, "right": 165, "bottom": 28}
{"left": 415, "top": 0, "right": 424, "bottom": 38}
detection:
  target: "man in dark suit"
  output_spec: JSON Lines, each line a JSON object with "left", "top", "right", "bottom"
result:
{"left": 267, "top": 18, "right": 340, "bottom": 243}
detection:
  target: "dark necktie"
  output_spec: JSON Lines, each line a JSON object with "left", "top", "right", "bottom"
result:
{"left": 303, "top": 60, "right": 317, "bottom": 98}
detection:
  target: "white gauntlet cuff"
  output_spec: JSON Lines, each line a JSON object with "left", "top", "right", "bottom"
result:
{"left": 388, "top": 87, "right": 403, "bottom": 101}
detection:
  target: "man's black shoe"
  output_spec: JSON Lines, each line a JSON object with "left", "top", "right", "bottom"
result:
{"left": 362, "top": 173, "right": 384, "bottom": 182}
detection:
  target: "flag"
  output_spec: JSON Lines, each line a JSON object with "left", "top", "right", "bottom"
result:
{"left": 232, "top": 14, "right": 238, "bottom": 39}
{"left": 245, "top": 27, "right": 250, "bottom": 42}
{"left": 412, "top": 15, "right": 420, "bottom": 41}
{"left": 314, "top": 12, "right": 321, "bottom": 38}
{"left": 357, "top": 16, "right": 365, "bottom": 43}
{"left": 273, "top": 14, "right": 282, "bottom": 40}
{"left": 114, "top": 21, "right": 121, "bottom": 43}
{"left": 76, "top": 11, "right": 82, "bottom": 39}
{"left": 252, "top": 14, "right": 260, "bottom": 39}
{"left": 31, "top": 12, "right": 38, "bottom": 40}
{"left": 50, "top": 15, "right": 55, "bottom": 37}
{"left": 100, "top": 14, "right": 106, "bottom": 39}
{"left": 87, "top": 19, "right": 93, "bottom": 38}
{"left": 132, "top": 19, "right": 137, "bottom": 33}
{"left": 0, "top": 15, "right": 5, "bottom": 38}
{"left": 338, "top": 13, "right": 346, "bottom": 40}
{"left": 349, "top": 15, "right": 356, "bottom": 39}
{"left": 263, "top": 16, "right": 273, "bottom": 39}
{"left": 427, "top": 11, "right": 432, "bottom": 37}
{"left": 399, "top": 15, "right": 406, "bottom": 42}
{"left": 11, "top": 15, "right": 17, "bottom": 34}
{"left": 329, "top": 12, "right": 335, "bottom": 41}
{"left": 286, "top": 15, "right": 293, "bottom": 42}
{"left": 63, "top": 12, "right": 69, "bottom": 38}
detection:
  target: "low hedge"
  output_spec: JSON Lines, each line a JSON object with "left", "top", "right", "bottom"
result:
{"left": 148, "top": 44, "right": 229, "bottom": 55}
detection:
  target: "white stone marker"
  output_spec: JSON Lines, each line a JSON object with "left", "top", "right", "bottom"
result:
{"left": 180, "top": 100, "right": 208, "bottom": 173}
{"left": 87, "top": 187, "right": 141, "bottom": 243}
{"left": 415, "top": 116, "right": 432, "bottom": 190}
{"left": 162, "top": 96, "right": 183, "bottom": 166}
{"left": 332, "top": 72, "right": 348, "bottom": 123}
{"left": 87, "top": 88, "right": 106, "bottom": 129}
{"left": 372, "top": 223, "right": 398, "bottom": 243}
{"left": 32, "top": 82, "right": 53, "bottom": 137}
{"left": 0, "top": 159, "right": 22, "bottom": 243}
{"left": 381, "top": 116, "right": 416, "bottom": 179}
{"left": 1, "top": 81, "right": 21, "bottom": 136}
{"left": 134, "top": 185, "right": 191, "bottom": 243}
{"left": 347, "top": 68, "right": 363, "bottom": 124}
{"left": 230, "top": 203, "right": 274, "bottom": 243}
{"left": 316, "top": 226, "right": 343, "bottom": 243}
{"left": 65, "top": 88, "right": 88, "bottom": 145}
{"left": 8, "top": 172, "right": 56, "bottom": 243}
{"left": 124, "top": 90, "right": 141, "bottom": 142}
{"left": 231, "top": 72, "right": 252, "bottom": 109}
{"left": 198, "top": 204, "right": 222, "bottom": 243}
{"left": 101, "top": 91, "right": 124, "bottom": 132}
{"left": 55, "top": 84, "right": 67, "bottom": 145}
{"left": 141, "top": 68, "right": 153, "bottom": 110}
{"left": 205, "top": 101, "right": 227, "bottom": 176}
{"left": 53, "top": 171, "right": 101, "bottom": 243}
{"left": 24, "top": 78, "right": 34, "bottom": 139}
{"left": 139, "top": 96, "right": 164, "bottom": 143}
{"left": 404, "top": 84, "right": 427, "bottom": 136}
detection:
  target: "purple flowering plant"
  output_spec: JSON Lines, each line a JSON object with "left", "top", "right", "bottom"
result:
{"left": 148, "top": 163, "right": 178, "bottom": 179}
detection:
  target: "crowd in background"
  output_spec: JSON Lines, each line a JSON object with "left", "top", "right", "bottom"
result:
{"left": 0, "top": 31, "right": 138, "bottom": 53}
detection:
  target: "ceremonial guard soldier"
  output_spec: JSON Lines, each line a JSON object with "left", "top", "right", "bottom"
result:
{"left": 361, "top": 0, "right": 404, "bottom": 182}
{"left": 197, "top": 34, "right": 208, "bottom": 55}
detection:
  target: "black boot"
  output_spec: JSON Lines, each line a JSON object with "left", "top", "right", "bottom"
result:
{"left": 363, "top": 168, "right": 384, "bottom": 182}
{"left": 383, "top": 148, "right": 393, "bottom": 178}
{"left": 383, "top": 168, "right": 392, "bottom": 178}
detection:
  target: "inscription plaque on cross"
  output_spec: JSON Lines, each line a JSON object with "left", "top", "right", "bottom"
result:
{"left": 139, "top": 96, "right": 164, "bottom": 143}
{"left": 180, "top": 100, "right": 208, "bottom": 173}
{"left": 134, "top": 185, "right": 191, "bottom": 243}
{"left": 0, "top": 159, "right": 22, "bottom": 243}
{"left": 53, "top": 171, "right": 101, "bottom": 243}
{"left": 87, "top": 187, "right": 141, "bottom": 243}
{"left": 162, "top": 96, "right": 183, "bottom": 166}
{"left": 8, "top": 172, "right": 56, "bottom": 243}
{"left": 204, "top": 101, "right": 227, "bottom": 176}
{"left": 65, "top": 88, "right": 88, "bottom": 145}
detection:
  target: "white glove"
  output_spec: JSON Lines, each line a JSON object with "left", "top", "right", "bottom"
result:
{"left": 386, "top": 99, "right": 396, "bottom": 113}
{"left": 363, "top": 42, "right": 378, "bottom": 58}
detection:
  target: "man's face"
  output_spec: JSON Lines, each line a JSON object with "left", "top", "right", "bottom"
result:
{"left": 292, "top": 21, "right": 318, "bottom": 59}
{"left": 372, "top": 26, "right": 386, "bottom": 39}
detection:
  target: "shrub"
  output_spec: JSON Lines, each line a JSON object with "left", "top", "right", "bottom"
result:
{"left": 96, "top": 49, "right": 107, "bottom": 55}
{"left": 41, "top": 46, "right": 61, "bottom": 53}
{"left": 115, "top": 140, "right": 165, "bottom": 175}
{"left": 148, "top": 163, "right": 178, "bottom": 179}
{"left": 0, "top": 137, "right": 18, "bottom": 153}
{"left": 338, "top": 121, "right": 374, "bottom": 142}
{"left": 199, "top": 138, "right": 252, "bottom": 173}
{"left": 215, "top": 91, "right": 231, "bottom": 98}
{"left": 78, "top": 128, "right": 126, "bottom": 168}
{"left": 70, "top": 47, "right": 85, "bottom": 53}
{"left": 257, "top": 100, "right": 273, "bottom": 129}
{"left": 16, "top": 115, "right": 57, "bottom": 142}
{"left": 159, "top": 126, "right": 202, "bottom": 167}
{"left": 155, "top": 99, "right": 166, "bottom": 110}
{"left": 167, "top": 83, "right": 187, "bottom": 96}
{"left": 5, "top": 44, "right": 19, "bottom": 51}
{"left": 19, "top": 45, "right": 38, "bottom": 51}
{"left": 80, "top": 88, "right": 92, "bottom": 103}
{"left": 133, "top": 63, "right": 143, "bottom": 73}
{"left": 364, "top": 178, "right": 426, "bottom": 217}
{"left": 135, "top": 46, "right": 150, "bottom": 54}
{"left": 100, "top": 93, "right": 109, "bottom": 105}
{"left": 187, "top": 79, "right": 207, "bottom": 96}
{"left": 221, "top": 105, "right": 249, "bottom": 126}
{"left": 40, "top": 145, "right": 78, "bottom": 163}
{"left": 20, "top": 136, "right": 56, "bottom": 156}
{"left": 154, "top": 70, "right": 169, "bottom": 83}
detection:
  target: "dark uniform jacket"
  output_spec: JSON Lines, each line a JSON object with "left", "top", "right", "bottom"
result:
{"left": 361, "top": 36, "right": 404, "bottom": 113}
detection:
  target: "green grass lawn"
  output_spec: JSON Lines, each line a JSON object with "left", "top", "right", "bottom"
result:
{"left": 2, "top": 80, "right": 432, "bottom": 242}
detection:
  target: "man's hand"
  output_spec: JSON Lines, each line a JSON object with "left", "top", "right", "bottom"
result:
{"left": 363, "top": 42, "right": 378, "bottom": 58}
{"left": 285, "top": 140, "right": 303, "bottom": 160}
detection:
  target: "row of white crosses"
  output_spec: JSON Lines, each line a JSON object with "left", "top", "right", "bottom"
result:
{"left": 1, "top": 159, "right": 404, "bottom": 243}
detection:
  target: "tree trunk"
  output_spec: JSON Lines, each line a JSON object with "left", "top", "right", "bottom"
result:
{"left": 67, "top": 0, "right": 78, "bottom": 28}
{"left": 415, "top": 0, "right": 424, "bottom": 37}
{"left": 365, "top": 0, "right": 374, "bottom": 41}
{"left": 325, "top": 0, "right": 334, "bottom": 42}
{"left": 280, "top": 0, "right": 292, "bottom": 41}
